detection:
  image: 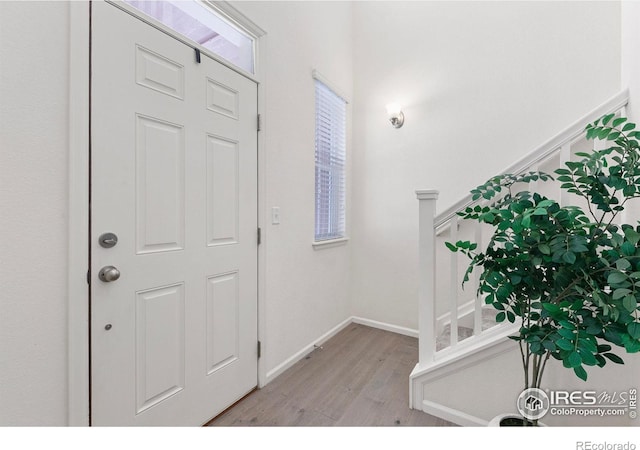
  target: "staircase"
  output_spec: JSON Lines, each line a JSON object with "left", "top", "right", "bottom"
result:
{"left": 409, "top": 90, "right": 630, "bottom": 426}
{"left": 436, "top": 307, "right": 497, "bottom": 350}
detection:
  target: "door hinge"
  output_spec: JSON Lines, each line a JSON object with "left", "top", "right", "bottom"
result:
{"left": 257, "top": 114, "right": 261, "bottom": 132}
{"left": 257, "top": 341, "right": 262, "bottom": 359}
{"left": 257, "top": 227, "right": 262, "bottom": 245}
{"left": 194, "top": 48, "right": 201, "bottom": 64}
{"left": 87, "top": 270, "right": 90, "bottom": 285}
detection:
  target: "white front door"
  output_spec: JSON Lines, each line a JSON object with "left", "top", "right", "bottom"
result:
{"left": 90, "top": 1, "right": 258, "bottom": 426}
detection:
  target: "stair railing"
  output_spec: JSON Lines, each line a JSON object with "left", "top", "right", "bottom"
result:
{"left": 416, "top": 90, "right": 630, "bottom": 368}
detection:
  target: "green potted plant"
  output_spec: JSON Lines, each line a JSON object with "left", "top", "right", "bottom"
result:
{"left": 448, "top": 114, "right": 640, "bottom": 425}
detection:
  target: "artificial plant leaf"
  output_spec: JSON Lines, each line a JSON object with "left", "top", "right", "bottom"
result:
{"left": 612, "top": 117, "right": 627, "bottom": 127}
{"left": 602, "top": 113, "right": 615, "bottom": 126}
{"left": 573, "top": 365, "right": 588, "bottom": 381}
{"left": 586, "top": 323, "right": 602, "bottom": 335}
{"left": 597, "top": 344, "right": 612, "bottom": 352}
{"left": 598, "top": 128, "right": 612, "bottom": 139}
{"left": 624, "top": 228, "right": 640, "bottom": 245}
{"left": 622, "top": 295, "right": 637, "bottom": 313}
{"left": 628, "top": 322, "right": 640, "bottom": 340}
{"left": 623, "top": 335, "right": 640, "bottom": 353}
{"left": 623, "top": 122, "right": 636, "bottom": 132}
{"left": 608, "top": 131, "right": 621, "bottom": 141}
{"left": 542, "top": 340, "right": 556, "bottom": 352}
{"left": 542, "top": 303, "right": 560, "bottom": 314}
{"left": 608, "top": 272, "right": 627, "bottom": 285}
{"left": 579, "top": 350, "right": 598, "bottom": 366}
{"left": 579, "top": 338, "right": 597, "bottom": 353}
{"left": 559, "top": 320, "right": 576, "bottom": 330}
{"left": 530, "top": 341, "right": 542, "bottom": 354}
{"left": 568, "top": 351, "right": 582, "bottom": 368}
{"left": 558, "top": 327, "right": 575, "bottom": 339}
{"left": 563, "top": 251, "right": 577, "bottom": 264}
{"left": 621, "top": 241, "right": 636, "bottom": 257}
{"left": 612, "top": 288, "right": 632, "bottom": 300}
{"left": 615, "top": 259, "right": 632, "bottom": 271}
{"left": 603, "top": 353, "right": 625, "bottom": 364}
{"left": 556, "top": 339, "right": 573, "bottom": 351}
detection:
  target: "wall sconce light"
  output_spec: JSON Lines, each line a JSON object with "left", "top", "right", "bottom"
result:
{"left": 386, "top": 103, "right": 405, "bottom": 128}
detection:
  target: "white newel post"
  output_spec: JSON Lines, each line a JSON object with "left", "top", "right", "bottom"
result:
{"left": 416, "top": 189, "right": 439, "bottom": 365}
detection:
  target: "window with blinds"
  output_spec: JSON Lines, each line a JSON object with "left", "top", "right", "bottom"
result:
{"left": 314, "top": 78, "right": 347, "bottom": 242}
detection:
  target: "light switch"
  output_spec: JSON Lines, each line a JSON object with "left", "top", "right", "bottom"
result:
{"left": 272, "top": 207, "right": 280, "bottom": 224}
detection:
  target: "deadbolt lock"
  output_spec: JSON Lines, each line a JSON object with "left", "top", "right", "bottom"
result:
{"left": 99, "top": 232, "right": 118, "bottom": 248}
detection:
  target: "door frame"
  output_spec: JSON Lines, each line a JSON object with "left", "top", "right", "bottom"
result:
{"left": 67, "top": 0, "right": 268, "bottom": 426}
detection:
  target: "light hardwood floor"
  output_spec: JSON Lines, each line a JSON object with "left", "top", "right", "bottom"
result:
{"left": 207, "top": 323, "right": 455, "bottom": 426}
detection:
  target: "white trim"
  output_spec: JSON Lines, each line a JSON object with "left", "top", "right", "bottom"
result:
{"left": 428, "top": 330, "right": 516, "bottom": 380}
{"left": 416, "top": 190, "right": 438, "bottom": 365}
{"left": 312, "top": 69, "right": 350, "bottom": 104}
{"left": 409, "top": 328, "right": 517, "bottom": 425}
{"left": 255, "top": 31, "right": 268, "bottom": 390}
{"left": 67, "top": 0, "right": 91, "bottom": 427}
{"left": 351, "top": 317, "right": 418, "bottom": 338}
{"left": 421, "top": 400, "right": 488, "bottom": 427}
{"left": 264, "top": 317, "right": 352, "bottom": 384}
{"left": 416, "top": 189, "right": 439, "bottom": 201}
{"left": 202, "top": 1, "right": 265, "bottom": 39}
{"left": 105, "top": 0, "right": 259, "bottom": 82}
{"left": 410, "top": 325, "right": 516, "bottom": 382}
{"left": 312, "top": 237, "right": 349, "bottom": 249}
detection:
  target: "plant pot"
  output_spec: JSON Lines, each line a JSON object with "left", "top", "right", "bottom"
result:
{"left": 488, "top": 413, "right": 545, "bottom": 427}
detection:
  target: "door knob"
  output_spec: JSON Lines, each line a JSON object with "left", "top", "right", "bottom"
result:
{"left": 99, "top": 266, "right": 121, "bottom": 282}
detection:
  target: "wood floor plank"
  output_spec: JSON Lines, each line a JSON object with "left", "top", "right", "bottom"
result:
{"left": 208, "top": 323, "right": 455, "bottom": 427}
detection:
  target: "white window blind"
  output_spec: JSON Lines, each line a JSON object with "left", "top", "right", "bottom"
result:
{"left": 314, "top": 78, "right": 346, "bottom": 241}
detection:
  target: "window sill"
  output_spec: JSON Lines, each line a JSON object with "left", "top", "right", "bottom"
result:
{"left": 312, "top": 237, "right": 349, "bottom": 250}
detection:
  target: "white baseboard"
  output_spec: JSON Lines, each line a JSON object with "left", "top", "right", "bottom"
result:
{"left": 421, "top": 400, "right": 488, "bottom": 427}
{"left": 351, "top": 316, "right": 418, "bottom": 338}
{"left": 264, "top": 316, "right": 418, "bottom": 385}
{"left": 264, "top": 317, "right": 353, "bottom": 384}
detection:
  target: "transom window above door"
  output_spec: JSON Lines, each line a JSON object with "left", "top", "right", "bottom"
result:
{"left": 124, "top": 0, "right": 256, "bottom": 74}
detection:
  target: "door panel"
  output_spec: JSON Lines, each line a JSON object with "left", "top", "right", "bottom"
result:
{"left": 135, "top": 114, "right": 185, "bottom": 254}
{"left": 135, "top": 282, "right": 185, "bottom": 414}
{"left": 91, "top": 1, "right": 258, "bottom": 426}
{"left": 206, "top": 135, "right": 240, "bottom": 245}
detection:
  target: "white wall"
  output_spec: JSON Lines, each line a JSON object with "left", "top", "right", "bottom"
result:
{"left": 621, "top": 1, "right": 640, "bottom": 221}
{"left": 425, "top": 345, "right": 640, "bottom": 426}
{"left": 622, "top": 0, "right": 640, "bottom": 123}
{"left": 226, "top": 1, "right": 354, "bottom": 381}
{"left": 0, "top": 1, "right": 70, "bottom": 425}
{"left": 350, "top": 1, "right": 622, "bottom": 331}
